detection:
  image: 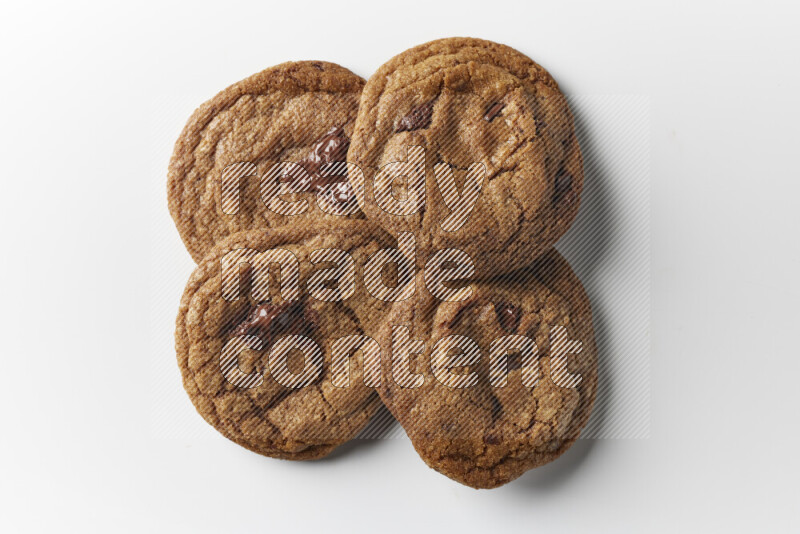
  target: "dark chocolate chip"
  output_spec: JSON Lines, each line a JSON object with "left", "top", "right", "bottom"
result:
{"left": 483, "top": 102, "right": 504, "bottom": 122}
{"left": 232, "top": 301, "right": 313, "bottom": 345}
{"left": 395, "top": 99, "right": 435, "bottom": 132}
{"left": 304, "top": 126, "right": 350, "bottom": 174}
{"left": 494, "top": 302, "right": 522, "bottom": 333}
{"left": 281, "top": 126, "right": 356, "bottom": 209}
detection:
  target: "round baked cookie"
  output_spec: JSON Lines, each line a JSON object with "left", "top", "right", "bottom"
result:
{"left": 348, "top": 37, "right": 583, "bottom": 276}
{"left": 169, "top": 61, "right": 365, "bottom": 263}
{"left": 175, "top": 221, "right": 397, "bottom": 459}
{"left": 375, "top": 249, "right": 597, "bottom": 488}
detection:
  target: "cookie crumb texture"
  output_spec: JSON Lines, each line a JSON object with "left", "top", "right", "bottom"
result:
{"left": 349, "top": 37, "right": 583, "bottom": 275}
{"left": 376, "top": 250, "right": 597, "bottom": 488}
{"left": 168, "top": 61, "right": 365, "bottom": 263}
{"left": 175, "top": 221, "right": 394, "bottom": 459}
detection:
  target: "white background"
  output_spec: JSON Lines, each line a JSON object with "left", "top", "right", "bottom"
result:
{"left": 1, "top": 0, "right": 798, "bottom": 532}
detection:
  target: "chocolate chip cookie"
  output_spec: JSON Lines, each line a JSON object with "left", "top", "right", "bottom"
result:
{"left": 348, "top": 38, "right": 583, "bottom": 276}
{"left": 175, "top": 220, "right": 396, "bottom": 459}
{"left": 375, "top": 249, "right": 597, "bottom": 488}
{"left": 169, "top": 61, "right": 364, "bottom": 263}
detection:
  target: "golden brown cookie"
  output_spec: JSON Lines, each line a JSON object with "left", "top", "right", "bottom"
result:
{"left": 169, "top": 61, "right": 365, "bottom": 263}
{"left": 375, "top": 249, "right": 597, "bottom": 488}
{"left": 348, "top": 37, "right": 583, "bottom": 276}
{"left": 175, "top": 220, "right": 397, "bottom": 459}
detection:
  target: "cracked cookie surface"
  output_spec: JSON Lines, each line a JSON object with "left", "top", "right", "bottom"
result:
{"left": 348, "top": 38, "right": 583, "bottom": 276}
{"left": 175, "top": 221, "right": 395, "bottom": 459}
{"left": 169, "top": 61, "right": 365, "bottom": 263}
{"left": 375, "top": 249, "right": 597, "bottom": 488}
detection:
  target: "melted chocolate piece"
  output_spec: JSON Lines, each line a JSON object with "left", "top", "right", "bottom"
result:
{"left": 303, "top": 126, "right": 350, "bottom": 176}
{"left": 395, "top": 99, "right": 435, "bottom": 132}
{"left": 494, "top": 302, "right": 521, "bottom": 333}
{"left": 281, "top": 126, "right": 356, "bottom": 209}
{"left": 232, "top": 301, "right": 314, "bottom": 345}
{"left": 483, "top": 102, "right": 504, "bottom": 122}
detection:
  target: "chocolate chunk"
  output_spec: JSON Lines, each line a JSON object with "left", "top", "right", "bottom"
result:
{"left": 483, "top": 102, "right": 504, "bottom": 122}
{"left": 494, "top": 302, "right": 521, "bottom": 333}
{"left": 281, "top": 126, "right": 356, "bottom": 209}
{"left": 395, "top": 99, "right": 435, "bottom": 132}
{"left": 232, "top": 301, "right": 313, "bottom": 344}
{"left": 304, "top": 126, "right": 350, "bottom": 176}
